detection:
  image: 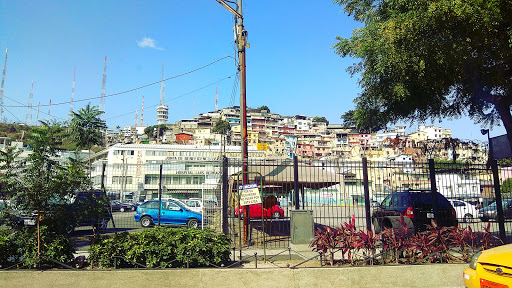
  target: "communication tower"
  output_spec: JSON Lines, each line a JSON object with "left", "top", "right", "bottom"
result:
{"left": 100, "top": 56, "right": 107, "bottom": 121}
{"left": 0, "top": 48, "right": 8, "bottom": 122}
{"left": 26, "top": 80, "right": 34, "bottom": 125}
{"left": 156, "top": 62, "right": 168, "bottom": 125}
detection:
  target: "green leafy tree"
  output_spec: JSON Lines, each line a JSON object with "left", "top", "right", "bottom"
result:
{"left": 8, "top": 122, "right": 84, "bottom": 262}
{"left": 312, "top": 116, "right": 329, "bottom": 125}
{"left": 341, "top": 108, "right": 387, "bottom": 133}
{"left": 213, "top": 119, "right": 231, "bottom": 135}
{"left": 69, "top": 103, "right": 106, "bottom": 181}
{"left": 334, "top": 0, "right": 512, "bottom": 149}
{"left": 257, "top": 105, "right": 270, "bottom": 113}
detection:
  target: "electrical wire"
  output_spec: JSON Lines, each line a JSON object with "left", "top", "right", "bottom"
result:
{"left": 4, "top": 56, "right": 235, "bottom": 108}
{"left": 106, "top": 74, "right": 236, "bottom": 121}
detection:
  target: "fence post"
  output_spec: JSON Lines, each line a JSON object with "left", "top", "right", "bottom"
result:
{"left": 294, "top": 155, "right": 300, "bottom": 210}
{"left": 428, "top": 159, "right": 439, "bottom": 223}
{"left": 222, "top": 156, "right": 229, "bottom": 235}
{"left": 101, "top": 162, "right": 106, "bottom": 191}
{"left": 362, "top": 157, "right": 372, "bottom": 232}
{"left": 158, "top": 164, "right": 163, "bottom": 226}
{"left": 491, "top": 159, "right": 507, "bottom": 244}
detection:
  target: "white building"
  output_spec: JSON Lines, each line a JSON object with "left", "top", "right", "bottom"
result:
{"left": 418, "top": 125, "right": 452, "bottom": 140}
{"left": 90, "top": 143, "right": 265, "bottom": 201}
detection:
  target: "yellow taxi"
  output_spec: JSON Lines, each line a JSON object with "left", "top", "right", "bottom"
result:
{"left": 463, "top": 244, "right": 512, "bottom": 288}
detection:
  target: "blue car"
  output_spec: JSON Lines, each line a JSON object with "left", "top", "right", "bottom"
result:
{"left": 134, "top": 199, "right": 202, "bottom": 228}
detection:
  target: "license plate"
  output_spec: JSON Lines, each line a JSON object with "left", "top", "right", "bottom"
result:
{"left": 426, "top": 212, "right": 434, "bottom": 219}
{"left": 481, "top": 279, "right": 509, "bottom": 288}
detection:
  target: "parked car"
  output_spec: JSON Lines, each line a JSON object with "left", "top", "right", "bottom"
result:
{"left": 184, "top": 198, "right": 219, "bottom": 214}
{"left": 10, "top": 190, "right": 111, "bottom": 233}
{"left": 448, "top": 199, "right": 479, "bottom": 223}
{"left": 110, "top": 200, "right": 136, "bottom": 212}
{"left": 463, "top": 243, "right": 512, "bottom": 287}
{"left": 134, "top": 199, "right": 202, "bottom": 228}
{"left": 235, "top": 199, "right": 284, "bottom": 219}
{"left": 163, "top": 198, "right": 202, "bottom": 214}
{"left": 372, "top": 189, "right": 458, "bottom": 233}
{"left": 478, "top": 199, "right": 512, "bottom": 222}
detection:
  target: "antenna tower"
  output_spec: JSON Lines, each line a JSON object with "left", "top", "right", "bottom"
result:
{"left": 140, "top": 95, "right": 144, "bottom": 126}
{"left": 134, "top": 109, "right": 138, "bottom": 127}
{"left": 156, "top": 62, "right": 168, "bottom": 125}
{"left": 69, "top": 68, "right": 75, "bottom": 121}
{"left": 100, "top": 56, "right": 107, "bottom": 121}
{"left": 47, "top": 99, "right": 51, "bottom": 122}
{"left": 215, "top": 87, "right": 218, "bottom": 111}
{"left": 36, "top": 102, "right": 40, "bottom": 124}
{"left": 26, "top": 80, "right": 34, "bottom": 125}
{"left": 0, "top": 48, "right": 8, "bottom": 122}
{"left": 160, "top": 62, "right": 165, "bottom": 105}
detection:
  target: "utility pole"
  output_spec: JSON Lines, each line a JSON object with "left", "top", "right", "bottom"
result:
{"left": 216, "top": 0, "right": 250, "bottom": 244}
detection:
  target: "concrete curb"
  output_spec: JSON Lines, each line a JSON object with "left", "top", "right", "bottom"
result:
{"left": 0, "top": 264, "right": 466, "bottom": 288}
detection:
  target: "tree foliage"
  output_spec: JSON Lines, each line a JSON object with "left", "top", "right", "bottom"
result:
{"left": 312, "top": 116, "right": 329, "bottom": 125}
{"left": 341, "top": 108, "right": 387, "bottom": 133}
{"left": 213, "top": 119, "right": 231, "bottom": 135}
{"left": 334, "top": 0, "right": 512, "bottom": 147}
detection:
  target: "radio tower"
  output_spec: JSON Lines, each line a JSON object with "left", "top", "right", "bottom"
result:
{"left": 215, "top": 87, "right": 218, "bottom": 111}
{"left": 0, "top": 48, "right": 8, "bottom": 122}
{"left": 140, "top": 95, "right": 144, "bottom": 126}
{"left": 26, "top": 80, "right": 34, "bottom": 125}
{"left": 47, "top": 99, "right": 51, "bottom": 122}
{"left": 100, "top": 56, "right": 107, "bottom": 121}
{"left": 156, "top": 62, "right": 168, "bottom": 125}
{"left": 134, "top": 110, "right": 138, "bottom": 127}
{"left": 36, "top": 102, "right": 40, "bottom": 124}
{"left": 69, "top": 68, "right": 75, "bottom": 121}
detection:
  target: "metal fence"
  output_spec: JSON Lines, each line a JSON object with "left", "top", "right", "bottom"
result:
{"left": 86, "top": 156, "right": 511, "bottom": 251}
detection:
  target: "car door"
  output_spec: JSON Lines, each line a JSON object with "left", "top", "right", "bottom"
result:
{"left": 248, "top": 203, "right": 263, "bottom": 218}
{"left": 161, "top": 201, "right": 186, "bottom": 225}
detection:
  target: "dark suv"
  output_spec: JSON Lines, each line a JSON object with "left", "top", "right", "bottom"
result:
{"left": 372, "top": 189, "right": 458, "bottom": 233}
{"left": 16, "top": 190, "right": 111, "bottom": 233}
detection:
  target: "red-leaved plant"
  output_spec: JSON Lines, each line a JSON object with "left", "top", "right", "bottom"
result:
{"left": 310, "top": 226, "right": 344, "bottom": 266}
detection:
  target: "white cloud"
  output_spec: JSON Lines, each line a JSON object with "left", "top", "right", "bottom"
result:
{"left": 136, "top": 37, "right": 164, "bottom": 50}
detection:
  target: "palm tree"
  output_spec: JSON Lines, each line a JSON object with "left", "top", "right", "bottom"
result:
{"left": 69, "top": 103, "right": 106, "bottom": 185}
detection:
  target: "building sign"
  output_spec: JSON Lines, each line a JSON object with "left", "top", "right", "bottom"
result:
{"left": 165, "top": 156, "right": 221, "bottom": 161}
{"left": 257, "top": 143, "right": 268, "bottom": 150}
{"left": 174, "top": 171, "right": 220, "bottom": 175}
{"left": 285, "top": 135, "right": 297, "bottom": 159}
{"left": 238, "top": 183, "right": 262, "bottom": 206}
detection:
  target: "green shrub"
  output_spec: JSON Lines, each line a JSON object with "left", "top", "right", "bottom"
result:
{"left": 88, "top": 227, "right": 231, "bottom": 268}
{"left": 0, "top": 226, "right": 75, "bottom": 268}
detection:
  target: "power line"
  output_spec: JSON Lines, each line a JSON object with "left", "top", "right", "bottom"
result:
{"left": 106, "top": 74, "right": 236, "bottom": 121}
{"left": 5, "top": 56, "right": 236, "bottom": 108}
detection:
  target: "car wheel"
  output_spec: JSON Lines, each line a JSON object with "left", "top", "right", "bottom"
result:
{"left": 141, "top": 216, "right": 153, "bottom": 227}
{"left": 120, "top": 207, "right": 125, "bottom": 213}
{"left": 131, "top": 206, "right": 136, "bottom": 211}
{"left": 463, "top": 214, "right": 473, "bottom": 223}
{"left": 272, "top": 211, "right": 281, "bottom": 219}
{"left": 187, "top": 218, "right": 199, "bottom": 228}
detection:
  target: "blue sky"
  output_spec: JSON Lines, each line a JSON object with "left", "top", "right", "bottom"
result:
{"left": 0, "top": 0, "right": 505, "bottom": 142}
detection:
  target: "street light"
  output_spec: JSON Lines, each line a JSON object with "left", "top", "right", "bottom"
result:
{"left": 481, "top": 129, "right": 493, "bottom": 162}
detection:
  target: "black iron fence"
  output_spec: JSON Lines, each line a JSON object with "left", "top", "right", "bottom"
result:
{"left": 82, "top": 156, "right": 512, "bottom": 251}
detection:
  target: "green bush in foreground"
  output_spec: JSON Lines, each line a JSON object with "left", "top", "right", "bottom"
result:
{"left": 88, "top": 227, "right": 231, "bottom": 268}
{"left": 0, "top": 227, "right": 75, "bottom": 268}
